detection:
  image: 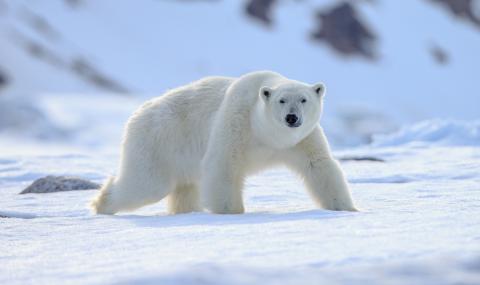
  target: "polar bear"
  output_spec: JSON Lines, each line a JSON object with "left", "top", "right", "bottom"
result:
{"left": 91, "top": 71, "right": 357, "bottom": 215}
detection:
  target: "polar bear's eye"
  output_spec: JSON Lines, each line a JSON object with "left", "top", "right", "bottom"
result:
{"left": 301, "top": 99, "right": 307, "bottom": 103}
{"left": 279, "top": 99, "right": 286, "bottom": 104}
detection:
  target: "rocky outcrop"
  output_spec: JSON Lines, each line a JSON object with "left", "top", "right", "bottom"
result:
{"left": 429, "top": 0, "right": 480, "bottom": 28}
{"left": 20, "top": 175, "right": 100, "bottom": 194}
{"left": 64, "top": 0, "right": 84, "bottom": 9}
{"left": 430, "top": 44, "right": 449, "bottom": 65}
{"left": 311, "top": 2, "right": 377, "bottom": 60}
{"left": 0, "top": 70, "right": 7, "bottom": 89}
{"left": 71, "top": 58, "right": 129, "bottom": 93}
{"left": 245, "top": 0, "right": 276, "bottom": 26}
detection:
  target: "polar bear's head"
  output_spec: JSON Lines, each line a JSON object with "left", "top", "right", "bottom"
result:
{"left": 253, "top": 81, "right": 325, "bottom": 148}
{"left": 260, "top": 82, "right": 325, "bottom": 128}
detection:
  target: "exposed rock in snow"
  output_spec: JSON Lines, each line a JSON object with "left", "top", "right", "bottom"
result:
{"left": 17, "top": 34, "right": 65, "bottom": 67}
{"left": 245, "top": 0, "right": 276, "bottom": 26}
{"left": 70, "top": 58, "right": 129, "bottom": 94}
{"left": 311, "top": 2, "right": 377, "bottom": 60}
{"left": 338, "top": 156, "right": 385, "bottom": 162}
{"left": 20, "top": 175, "right": 100, "bottom": 194}
{"left": 63, "top": 0, "right": 84, "bottom": 9}
{"left": 429, "top": 0, "right": 480, "bottom": 28}
{"left": 0, "top": 69, "right": 7, "bottom": 88}
{"left": 430, "top": 44, "right": 450, "bottom": 65}
{"left": 21, "top": 7, "right": 62, "bottom": 42}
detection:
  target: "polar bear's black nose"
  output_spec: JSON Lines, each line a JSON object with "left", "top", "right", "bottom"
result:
{"left": 285, "top": 114, "right": 298, "bottom": 126}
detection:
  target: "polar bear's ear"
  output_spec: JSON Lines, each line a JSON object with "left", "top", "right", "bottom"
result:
{"left": 260, "top": 86, "right": 273, "bottom": 101}
{"left": 312, "top": 83, "right": 326, "bottom": 98}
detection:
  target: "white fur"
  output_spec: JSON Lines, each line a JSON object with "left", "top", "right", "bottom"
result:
{"left": 90, "top": 71, "right": 357, "bottom": 215}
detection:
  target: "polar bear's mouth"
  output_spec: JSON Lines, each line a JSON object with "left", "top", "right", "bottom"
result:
{"left": 288, "top": 122, "right": 302, "bottom": 128}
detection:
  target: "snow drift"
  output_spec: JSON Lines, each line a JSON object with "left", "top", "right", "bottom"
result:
{"left": 373, "top": 119, "right": 480, "bottom": 147}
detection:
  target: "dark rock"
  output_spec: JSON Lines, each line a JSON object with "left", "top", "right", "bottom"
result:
{"left": 20, "top": 175, "right": 100, "bottom": 194}
{"left": 311, "top": 2, "right": 377, "bottom": 60}
{"left": 339, "top": 156, "right": 385, "bottom": 162}
{"left": 430, "top": 45, "right": 449, "bottom": 65}
{"left": 429, "top": 0, "right": 480, "bottom": 28}
{"left": 64, "top": 0, "right": 84, "bottom": 8}
{"left": 71, "top": 58, "right": 129, "bottom": 93}
{"left": 245, "top": 0, "right": 276, "bottom": 26}
{"left": 23, "top": 38, "right": 64, "bottom": 67}
{"left": 21, "top": 8, "right": 61, "bottom": 42}
{"left": 0, "top": 70, "right": 7, "bottom": 88}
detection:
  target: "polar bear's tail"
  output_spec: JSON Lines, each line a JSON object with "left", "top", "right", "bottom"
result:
{"left": 90, "top": 177, "right": 117, "bottom": 215}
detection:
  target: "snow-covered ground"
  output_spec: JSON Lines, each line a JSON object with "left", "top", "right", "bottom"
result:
{"left": 1, "top": 121, "right": 480, "bottom": 285}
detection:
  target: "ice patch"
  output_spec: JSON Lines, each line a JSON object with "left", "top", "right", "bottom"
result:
{"left": 372, "top": 120, "right": 480, "bottom": 147}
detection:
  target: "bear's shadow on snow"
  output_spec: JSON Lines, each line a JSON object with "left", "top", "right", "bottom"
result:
{"left": 115, "top": 210, "right": 356, "bottom": 228}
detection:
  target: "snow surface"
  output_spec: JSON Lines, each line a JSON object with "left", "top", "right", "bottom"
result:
{"left": 1, "top": 123, "right": 480, "bottom": 285}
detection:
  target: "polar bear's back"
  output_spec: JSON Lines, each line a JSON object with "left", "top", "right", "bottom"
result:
{"left": 122, "top": 76, "right": 234, "bottom": 181}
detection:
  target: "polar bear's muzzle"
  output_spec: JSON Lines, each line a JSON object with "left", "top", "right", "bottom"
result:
{"left": 285, "top": 114, "right": 302, "bottom": 128}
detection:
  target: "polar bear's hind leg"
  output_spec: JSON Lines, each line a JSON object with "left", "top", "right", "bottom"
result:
{"left": 167, "top": 184, "right": 201, "bottom": 214}
{"left": 90, "top": 174, "right": 174, "bottom": 214}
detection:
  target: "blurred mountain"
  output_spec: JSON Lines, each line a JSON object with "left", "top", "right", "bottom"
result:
{"left": 0, "top": 1, "right": 129, "bottom": 95}
{"left": 0, "top": 0, "right": 479, "bottom": 146}
{"left": 430, "top": 0, "right": 480, "bottom": 28}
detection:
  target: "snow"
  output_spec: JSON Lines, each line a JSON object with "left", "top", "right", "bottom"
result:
{"left": 372, "top": 119, "right": 480, "bottom": 147}
{"left": 1, "top": 134, "right": 480, "bottom": 284}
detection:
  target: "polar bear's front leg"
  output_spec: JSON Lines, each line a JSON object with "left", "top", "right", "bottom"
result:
{"left": 201, "top": 157, "right": 245, "bottom": 214}
{"left": 285, "top": 127, "right": 358, "bottom": 211}
{"left": 200, "top": 115, "right": 248, "bottom": 214}
{"left": 302, "top": 158, "right": 357, "bottom": 211}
